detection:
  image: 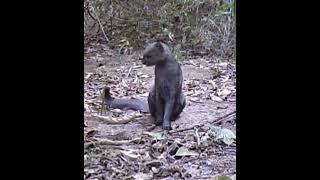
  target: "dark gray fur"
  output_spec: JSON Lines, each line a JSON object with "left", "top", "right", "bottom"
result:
{"left": 142, "top": 41, "right": 186, "bottom": 130}
{"left": 104, "top": 87, "right": 149, "bottom": 113}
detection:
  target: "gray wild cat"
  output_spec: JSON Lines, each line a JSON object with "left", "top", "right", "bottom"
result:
{"left": 104, "top": 41, "right": 186, "bottom": 130}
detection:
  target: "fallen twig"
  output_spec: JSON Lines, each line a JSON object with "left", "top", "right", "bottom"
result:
{"left": 194, "top": 127, "right": 200, "bottom": 146}
{"left": 169, "top": 111, "right": 236, "bottom": 134}
{"left": 146, "top": 124, "right": 157, "bottom": 131}
{"left": 126, "top": 66, "right": 133, "bottom": 78}
{"left": 92, "top": 137, "right": 141, "bottom": 145}
{"left": 91, "top": 112, "right": 142, "bottom": 124}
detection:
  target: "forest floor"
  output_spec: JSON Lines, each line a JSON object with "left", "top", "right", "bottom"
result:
{"left": 84, "top": 42, "right": 236, "bottom": 180}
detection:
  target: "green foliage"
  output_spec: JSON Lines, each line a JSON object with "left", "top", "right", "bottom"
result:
{"left": 84, "top": 0, "right": 235, "bottom": 61}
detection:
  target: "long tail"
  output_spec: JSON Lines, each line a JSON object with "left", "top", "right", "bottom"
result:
{"left": 103, "top": 87, "right": 149, "bottom": 113}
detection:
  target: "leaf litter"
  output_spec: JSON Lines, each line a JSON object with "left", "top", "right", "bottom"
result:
{"left": 84, "top": 43, "right": 236, "bottom": 179}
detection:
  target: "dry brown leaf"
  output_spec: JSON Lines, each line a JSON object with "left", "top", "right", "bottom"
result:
{"left": 189, "top": 97, "right": 203, "bottom": 103}
{"left": 143, "top": 131, "right": 165, "bottom": 140}
{"left": 191, "top": 90, "right": 204, "bottom": 97}
{"left": 140, "top": 74, "right": 149, "bottom": 78}
{"left": 218, "top": 89, "right": 232, "bottom": 97}
{"left": 210, "top": 94, "right": 224, "bottom": 102}
{"left": 85, "top": 73, "right": 93, "bottom": 80}
{"left": 174, "top": 147, "right": 198, "bottom": 157}
{"left": 209, "top": 80, "right": 218, "bottom": 89}
{"left": 218, "top": 62, "right": 229, "bottom": 67}
{"left": 120, "top": 149, "right": 140, "bottom": 160}
{"left": 85, "top": 129, "right": 98, "bottom": 139}
{"left": 221, "top": 76, "right": 230, "bottom": 83}
{"left": 151, "top": 167, "right": 160, "bottom": 173}
{"left": 189, "top": 60, "right": 197, "bottom": 66}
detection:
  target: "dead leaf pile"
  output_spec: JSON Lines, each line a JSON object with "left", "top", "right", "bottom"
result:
{"left": 84, "top": 124, "right": 236, "bottom": 179}
{"left": 183, "top": 60, "right": 236, "bottom": 104}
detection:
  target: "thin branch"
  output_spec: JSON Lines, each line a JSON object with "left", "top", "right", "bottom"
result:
{"left": 169, "top": 111, "right": 236, "bottom": 134}
{"left": 89, "top": 3, "right": 109, "bottom": 43}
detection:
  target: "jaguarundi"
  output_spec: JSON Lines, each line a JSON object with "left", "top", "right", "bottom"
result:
{"left": 104, "top": 41, "right": 186, "bottom": 130}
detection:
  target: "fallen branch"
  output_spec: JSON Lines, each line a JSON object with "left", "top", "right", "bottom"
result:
{"left": 194, "top": 127, "right": 200, "bottom": 146}
{"left": 169, "top": 111, "right": 236, "bottom": 134}
{"left": 146, "top": 124, "right": 157, "bottom": 131}
{"left": 126, "top": 66, "right": 133, "bottom": 78}
{"left": 91, "top": 112, "right": 142, "bottom": 124}
{"left": 92, "top": 137, "right": 141, "bottom": 145}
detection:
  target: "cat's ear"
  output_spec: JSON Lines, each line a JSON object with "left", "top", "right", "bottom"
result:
{"left": 155, "top": 41, "right": 164, "bottom": 52}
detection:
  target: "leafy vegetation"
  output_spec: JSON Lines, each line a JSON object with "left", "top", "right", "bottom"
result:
{"left": 84, "top": 0, "right": 235, "bottom": 61}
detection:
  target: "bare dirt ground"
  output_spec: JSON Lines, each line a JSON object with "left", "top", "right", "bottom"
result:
{"left": 84, "top": 43, "right": 236, "bottom": 180}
